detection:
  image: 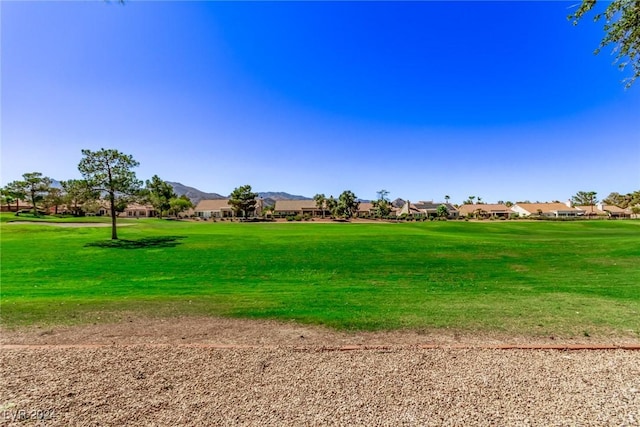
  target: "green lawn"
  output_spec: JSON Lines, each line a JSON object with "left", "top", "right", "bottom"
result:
{"left": 1, "top": 214, "right": 639, "bottom": 337}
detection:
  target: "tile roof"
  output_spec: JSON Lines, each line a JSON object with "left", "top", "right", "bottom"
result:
{"left": 414, "top": 202, "right": 458, "bottom": 211}
{"left": 514, "top": 203, "right": 581, "bottom": 214}
{"left": 458, "top": 204, "right": 512, "bottom": 215}
{"left": 601, "top": 205, "right": 630, "bottom": 213}
{"left": 274, "top": 200, "right": 318, "bottom": 211}
{"left": 575, "top": 205, "right": 607, "bottom": 215}
{"left": 194, "top": 199, "right": 232, "bottom": 211}
{"left": 358, "top": 202, "right": 374, "bottom": 212}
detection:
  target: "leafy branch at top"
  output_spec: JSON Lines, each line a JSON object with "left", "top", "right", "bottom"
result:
{"left": 569, "top": 0, "right": 640, "bottom": 88}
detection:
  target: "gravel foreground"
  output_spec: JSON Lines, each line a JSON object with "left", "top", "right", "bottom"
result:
{"left": 1, "top": 318, "right": 639, "bottom": 426}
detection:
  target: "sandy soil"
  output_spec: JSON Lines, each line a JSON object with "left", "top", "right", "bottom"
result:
{"left": 1, "top": 317, "right": 639, "bottom": 426}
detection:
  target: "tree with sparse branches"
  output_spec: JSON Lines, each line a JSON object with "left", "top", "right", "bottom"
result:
{"left": 603, "top": 190, "right": 640, "bottom": 208}
{"left": 43, "top": 187, "right": 64, "bottom": 215}
{"left": 326, "top": 196, "right": 337, "bottom": 218}
{"left": 372, "top": 199, "right": 391, "bottom": 218}
{"left": 78, "top": 148, "right": 142, "bottom": 239}
{"left": 437, "top": 204, "right": 449, "bottom": 219}
{"left": 569, "top": 0, "right": 640, "bottom": 87}
{"left": 1, "top": 182, "right": 25, "bottom": 212}
{"left": 169, "top": 195, "right": 194, "bottom": 218}
{"left": 228, "top": 185, "right": 258, "bottom": 218}
{"left": 313, "top": 193, "right": 327, "bottom": 219}
{"left": 571, "top": 191, "right": 598, "bottom": 208}
{"left": 61, "top": 179, "right": 97, "bottom": 216}
{"left": 0, "top": 191, "right": 15, "bottom": 212}
{"left": 145, "top": 175, "right": 176, "bottom": 219}
{"left": 336, "top": 190, "right": 359, "bottom": 219}
{"left": 376, "top": 189, "right": 390, "bottom": 202}
{"left": 373, "top": 190, "right": 392, "bottom": 218}
{"left": 10, "top": 172, "right": 52, "bottom": 216}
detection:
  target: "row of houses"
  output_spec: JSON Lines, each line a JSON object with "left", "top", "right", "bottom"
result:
{"left": 193, "top": 199, "right": 634, "bottom": 219}
{"left": 455, "top": 201, "right": 631, "bottom": 219}
{"left": 3, "top": 198, "right": 634, "bottom": 219}
{"left": 1, "top": 200, "right": 160, "bottom": 218}
{"left": 193, "top": 199, "right": 459, "bottom": 219}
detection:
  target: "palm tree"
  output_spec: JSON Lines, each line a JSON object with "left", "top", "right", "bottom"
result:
{"left": 444, "top": 195, "right": 450, "bottom": 205}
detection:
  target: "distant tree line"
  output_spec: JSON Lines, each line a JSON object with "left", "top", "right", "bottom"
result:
{"left": 312, "top": 191, "right": 360, "bottom": 220}
{"left": 3, "top": 148, "right": 640, "bottom": 238}
{"left": 2, "top": 149, "right": 193, "bottom": 240}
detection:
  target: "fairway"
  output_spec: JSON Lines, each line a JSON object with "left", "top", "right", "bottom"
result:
{"left": 1, "top": 216, "right": 639, "bottom": 337}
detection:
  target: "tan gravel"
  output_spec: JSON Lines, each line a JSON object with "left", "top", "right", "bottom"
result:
{"left": 1, "top": 317, "right": 639, "bottom": 426}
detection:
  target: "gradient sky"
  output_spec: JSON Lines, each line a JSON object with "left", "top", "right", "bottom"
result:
{"left": 2, "top": 1, "right": 639, "bottom": 204}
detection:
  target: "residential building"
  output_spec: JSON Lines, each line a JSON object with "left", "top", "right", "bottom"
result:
{"left": 398, "top": 201, "right": 459, "bottom": 219}
{"left": 273, "top": 200, "right": 322, "bottom": 218}
{"left": 511, "top": 202, "right": 582, "bottom": 218}
{"left": 458, "top": 203, "right": 513, "bottom": 219}
{"left": 122, "top": 203, "right": 157, "bottom": 218}
{"left": 194, "top": 199, "right": 234, "bottom": 218}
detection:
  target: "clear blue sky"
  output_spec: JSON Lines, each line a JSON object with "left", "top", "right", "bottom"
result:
{"left": 2, "top": 1, "right": 639, "bottom": 204}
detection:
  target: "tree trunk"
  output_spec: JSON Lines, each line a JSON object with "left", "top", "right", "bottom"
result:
{"left": 30, "top": 192, "right": 38, "bottom": 216}
{"left": 109, "top": 193, "right": 118, "bottom": 240}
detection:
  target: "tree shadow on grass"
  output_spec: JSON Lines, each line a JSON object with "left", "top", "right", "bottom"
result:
{"left": 85, "top": 236, "right": 187, "bottom": 249}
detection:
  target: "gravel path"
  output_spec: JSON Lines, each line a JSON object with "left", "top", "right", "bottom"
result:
{"left": 1, "top": 318, "right": 639, "bottom": 426}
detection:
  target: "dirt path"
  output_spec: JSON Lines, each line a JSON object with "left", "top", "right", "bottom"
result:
{"left": 3, "top": 316, "right": 640, "bottom": 348}
{"left": 1, "top": 317, "right": 639, "bottom": 426}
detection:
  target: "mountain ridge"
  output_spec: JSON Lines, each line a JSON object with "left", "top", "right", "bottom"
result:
{"left": 167, "top": 182, "right": 310, "bottom": 204}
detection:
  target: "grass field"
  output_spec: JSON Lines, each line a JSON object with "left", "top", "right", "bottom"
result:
{"left": 1, "top": 214, "right": 639, "bottom": 337}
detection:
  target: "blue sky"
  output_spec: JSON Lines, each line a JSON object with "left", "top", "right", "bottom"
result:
{"left": 2, "top": 1, "right": 639, "bottom": 204}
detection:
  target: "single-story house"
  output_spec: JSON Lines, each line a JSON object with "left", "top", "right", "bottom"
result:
{"left": 357, "top": 202, "right": 399, "bottom": 218}
{"left": 575, "top": 204, "right": 608, "bottom": 217}
{"left": 458, "top": 203, "right": 513, "bottom": 219}
{"left": 273, "top": 200, "right": 323, "bottom": 218}
{"left": 597, "top": 203, "right": 631, "bottom": 219}
{"left": 356, "top": 202, "right": 374, "bottom": 218}
{"left": 398, "top": 201, "right": 459, "bottom": 219}
{"left": 194, "top": 199, "right": 235, "bottom": 218}
{"left": 1, "top": 199, "right": 34, "bottom": 212}
{"left": 397, "top": 201, "right": 422, "bottom": 217}
{"left": 511, "top": 202, "right": 582, "bottom": 218}
{"left": 121, "top": 203, "right": 157, "bottom": 218}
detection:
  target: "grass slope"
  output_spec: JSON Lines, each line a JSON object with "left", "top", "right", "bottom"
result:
{"left": 1, "top": 215, "right": 639, "bottom": 336}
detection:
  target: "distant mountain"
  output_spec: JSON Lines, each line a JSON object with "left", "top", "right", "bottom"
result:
{"left": 391, "top": 198, "right": 406, "bottom": 208}
{"left": 166, "top": 184, "right": 309, "bottom": 205}
{"left": 262, "top": 198, "right": 276, "bottom": 208}
{"left": 257, "top": 192, "right": 310, "bottom": 201}
{"left": 167, "top": 182, "right": 225, "bottom": 205}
